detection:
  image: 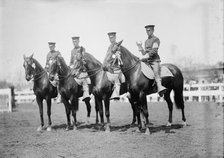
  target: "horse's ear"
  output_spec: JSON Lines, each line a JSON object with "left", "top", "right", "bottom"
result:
{"left": 117, "top": 40, "right": 123, "bottom": 46}
{"left": 30, "top": 53, "right": 34, "bottom": 59}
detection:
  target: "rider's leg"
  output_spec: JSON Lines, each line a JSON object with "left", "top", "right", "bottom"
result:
{"left": 82, "top": 79, "right": 91, "bottom": 102}
{"left": 110, "top": 74, "right": 121, "bottom": 100}
{"left": 151, "top": 61, "right": 167, "bottom": 97}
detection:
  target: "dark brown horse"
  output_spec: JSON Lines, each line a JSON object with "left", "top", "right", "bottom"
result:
{"left": 48, "top": 56, "right": 92, "bottom": 130}
{"left": 23, "top": 54, "right": 57, "bottom": 131}
{"left": 71, "top": 49, "right": 136, "bottom": 132}
{"left": 104, "top": 40, "right": 187, "bottom": 134}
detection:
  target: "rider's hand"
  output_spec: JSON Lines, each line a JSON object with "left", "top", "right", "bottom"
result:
{"left": 136, "top": 41, "right": 143, "bottom": 51}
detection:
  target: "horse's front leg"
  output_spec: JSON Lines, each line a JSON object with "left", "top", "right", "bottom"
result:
{"left": 46, "top": 97, "right": 52, "bottom": 131}
{"left": 139, "top": 93, "right": 150, "bottom": 135}
{"left": 71, "top": 97, "right": 79, "bottom": 130}
{"left": 36, "top": 96, "right": 44, "bottom": 131}
{"left": 128, "top": 98, "right": 137, "bottom": 126}
{"left": 104, "top": 98, "right": 110, "bottom": 132}
{"left": 95, "top": 96, "right": 104, "bottom": 130}
{"left": 61, "top": 97, "right": 71, "bottom": 130}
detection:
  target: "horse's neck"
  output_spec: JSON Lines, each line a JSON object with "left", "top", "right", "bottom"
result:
{"left": 58, "top": 58, "right": 70, "bottom": 77}
{"left": 85, "top": 55, "right": 103, "bottom": 84}
{"left": 33, "top": 59, "right": 44, "bottom": 73}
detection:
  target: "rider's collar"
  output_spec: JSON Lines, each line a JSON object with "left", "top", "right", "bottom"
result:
{"left": 148, "top": 34, "right": 154, "bottom": 39}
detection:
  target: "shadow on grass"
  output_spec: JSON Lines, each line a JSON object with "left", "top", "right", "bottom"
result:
{"left": 52, "top": 122, "right": 188, "bottom": 134}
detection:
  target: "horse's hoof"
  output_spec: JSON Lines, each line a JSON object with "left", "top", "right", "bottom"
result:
{"left": 105, "top": 126, "right": 110, "bottom": 133}
{"left": 145, "top": 128, "right": 150, "bottom": 135}
{"left": 37, "top": 126, "right": 44, "bottom": 132}
{"left": 73, "top": 126, "right": 77, "bottom": 131}
{"left": 136, "top": 128, "right": 141, "bottom": 133}
{"left": 46, "top": 126, "right": 52, "bottom": 132}
{"left": 183, "top": 121, "right": 187, "bottom": 126}
{"left": 166, "top": 122, "right": 172, "bottom": 127}
{"left": 65, "top": 126, "right": 70, "bottom": 131}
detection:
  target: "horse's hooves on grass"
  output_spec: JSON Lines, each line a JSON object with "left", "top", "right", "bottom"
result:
{"left": 65, "top": 126, "right": 70, "bottom": 131}
{"left": 73, "top": 126, "right": 77, "bottom": 131}
{"left": 105, "top": 126, "right": 110, "bottom": 133}
{"left": 183, "top": 122, "right": 187, "bottom": 126}
{"left": 46, "top": 126, "right": 52, "bottom": 132}
{"left": 37, "top": 126, "right": 44, "bottom": 132}
{"left": 145, "top": 128, "right": 150, "bottom": 135}
{"left": 166, "top": 122, "right": 172, "bottom": 127}
{"left": 136, "top": 128, "right": 141, "bottom": 133}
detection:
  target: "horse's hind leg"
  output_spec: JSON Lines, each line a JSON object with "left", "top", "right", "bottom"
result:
{"left": 46, "top": 97, "right": 52, "bottom": 131}
{"left": 164, "top": 90, "right": 173, "bottom": 126}
{"left": 84, "top": 99, "right": 91, "bottom": 124}
{"left": 36, "top": 96, "right": 44, "bottom": 131}
{"left": 104, "top": 98, "right": 110, "bottom": 132}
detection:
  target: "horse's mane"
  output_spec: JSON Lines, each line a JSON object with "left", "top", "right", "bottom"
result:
{"left": 84, "top": 52, "right": 102, "bottom": 67}
{"left": 57, "top": 56, "right": 69, "bottom": 67}
{"left": 32, "top": 58, "right": 44, "bottom": 70}
{"left": 120, "top": 45, "right": 139, "bottom": 61}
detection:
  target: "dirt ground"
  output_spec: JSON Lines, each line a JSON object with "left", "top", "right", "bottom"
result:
{"left": 0, "top": 100, "right": 223, "bottom": 158}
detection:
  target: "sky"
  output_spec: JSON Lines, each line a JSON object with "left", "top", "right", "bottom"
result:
{"left": 0, "top": 0, "right": 223, "bottom": 83}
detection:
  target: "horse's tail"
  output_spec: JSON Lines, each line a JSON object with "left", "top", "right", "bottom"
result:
{"left": 173, "top": 85, "right": 184, "bottom": 109}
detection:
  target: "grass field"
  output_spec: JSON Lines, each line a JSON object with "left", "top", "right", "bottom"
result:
{"left": 0, "top": 101, "right": 223, "bottom": 158}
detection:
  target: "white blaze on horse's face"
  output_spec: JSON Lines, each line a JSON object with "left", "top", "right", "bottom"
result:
{"left": 32, "top": 63, "right": 36, "bottom": 69}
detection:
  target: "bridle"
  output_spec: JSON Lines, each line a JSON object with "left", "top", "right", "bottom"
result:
{"left": 49, "top": 58, "right": 71, "bottom": 81}
{"left": 73, "top": 55, "right": 102, "bottom": 79}
{"left": 110, "top": 45, "right": 140, "bottom": 74}
{"left": 24, "top": 59, "right": 46, "bottom": 81}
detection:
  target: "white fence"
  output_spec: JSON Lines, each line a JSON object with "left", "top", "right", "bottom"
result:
{"left": 14, "top": 83, "right": 224, "bottom": 103}
{"left": 0, "top": 88, "right": 12, "bottom": 112}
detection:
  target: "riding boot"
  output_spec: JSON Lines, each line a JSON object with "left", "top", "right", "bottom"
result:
{"left": 110, "top": 83, "right": 120, "bottom": 100}
{"left": 155, "top": 78, "right": 167, "bottom": 97}
{"left": 82, "top": 83, "right": 91, "bottom": 102}
{"left": 151, "top": 61, "right": 167, "bottom": 97}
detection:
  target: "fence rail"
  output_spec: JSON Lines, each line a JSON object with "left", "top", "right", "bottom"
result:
{"left": 13, "top": 83, "right": 224, "bottom": 103}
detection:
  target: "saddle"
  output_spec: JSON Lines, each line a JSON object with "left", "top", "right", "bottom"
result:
{"left": 141, "top": 62, "right": 173, "bottom": 79}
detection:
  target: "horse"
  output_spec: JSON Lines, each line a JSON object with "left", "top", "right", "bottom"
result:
{"left": 23, "top": 54, "right": 58, "bottom": 131}
{"left": 104, "top": 40, "right": 187, "bottom": 134}
{"left": 71, "top": 48, "right": 137, "bottom": 132}
{"left": 48, "top": 55, "right": 92, "bottom": 130}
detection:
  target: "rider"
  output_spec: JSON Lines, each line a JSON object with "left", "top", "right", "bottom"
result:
{"left": 103, "top": 32, "right": 124, "bottom": 100}
{"left": 136, "top": 25, "right": 167, "bottom": 97}
{"left": 69, "top": 36, "right": 91, "bottom": 102}
{"left": 45, "top": 42, "right": 62, "bottom": 103}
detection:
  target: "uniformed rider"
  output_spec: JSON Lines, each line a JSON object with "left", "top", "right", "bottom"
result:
{"left": 69, "top": 37, "right": 91, "bottom": 102}
{"left": 136, "top": 25, "right": 167, "bottom": 97}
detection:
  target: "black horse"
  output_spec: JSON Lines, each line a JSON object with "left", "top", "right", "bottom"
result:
{"left": 23, "top": 54, "right": 57, "bottom": 131}
{"left": 71, "top": 49, "right": 136, "bottom": 132}
{"left": 104, "top": 41, "right": 187, "bottom": 134}
{"left": 48, "top": 56, "right": 92, "bottom": 130}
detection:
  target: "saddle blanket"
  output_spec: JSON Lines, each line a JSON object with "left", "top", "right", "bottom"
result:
{"left": 141, "top": 62, "right": 173, "bottom": 79}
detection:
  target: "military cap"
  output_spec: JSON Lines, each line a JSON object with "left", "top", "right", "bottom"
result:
{"left": 107, "top": 32, "right": 116, "bottom": 38}
{"left": 48, "top": 42, "right": 56, "bottom": 46}
{"left": 72, "top": 37, "right": 80, "bottom": 41}
{"left": 145, "top": 25, "right": 155, "bottom": 30}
